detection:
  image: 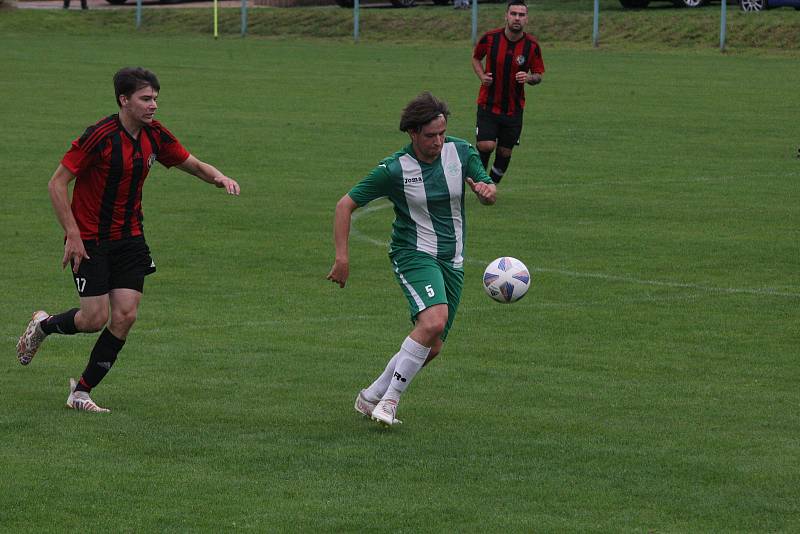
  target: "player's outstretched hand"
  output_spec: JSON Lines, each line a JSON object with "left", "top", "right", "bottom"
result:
{"left": 214, "top": 175, "right": 241, "bottom": 196}
{"left": 466, "top": 177, "right": 496, "bottom": 205}
{"left": 327, "top": 260, "right": 349, "bottom": 288}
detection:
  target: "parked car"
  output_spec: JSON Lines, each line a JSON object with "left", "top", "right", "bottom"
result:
{"left": 739, "top": 0, "right": 800, "bottom": 10}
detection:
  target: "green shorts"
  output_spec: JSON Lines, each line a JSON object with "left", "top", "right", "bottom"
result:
{"left": 391, "top": 250, "right": 464, "bottom": 342}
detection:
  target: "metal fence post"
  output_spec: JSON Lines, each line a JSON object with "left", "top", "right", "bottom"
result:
{"left": 241, "top": 0, "right": 248, "bottom": 37}
{"left": 471, "top": 0, "right": 478, "bottom": 45}
{"left": 354, "top": 0, "right": 360, "bottom": 43}
{"left": 720, "top": 0, "right": 727, "bottom": 51}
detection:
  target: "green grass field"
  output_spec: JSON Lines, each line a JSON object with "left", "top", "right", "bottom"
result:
{"left": 2, "top": 6, "right": 799, "bottom": 532}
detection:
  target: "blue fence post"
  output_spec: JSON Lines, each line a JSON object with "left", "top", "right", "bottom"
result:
{"left": 592, "top": 0, "right": 599, "bottom": 48}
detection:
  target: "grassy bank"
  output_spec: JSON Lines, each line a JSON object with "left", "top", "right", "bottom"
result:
{"left": 2, "top": 1, "right": 800, "bottom": 50}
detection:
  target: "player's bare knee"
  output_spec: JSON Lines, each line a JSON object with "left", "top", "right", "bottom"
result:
{"left": 111, "top": 309, "right": 138, "bottom": 331}
{"left": 418, "top": 314, "right": 447, "bottom": 341}
{"left": 477, "top": 141, "right": 496, "bottom": 153}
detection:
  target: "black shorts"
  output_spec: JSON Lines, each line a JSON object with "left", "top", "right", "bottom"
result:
{"left": 70, "top": 236, "right": 156, "bottom": 297}
{"left": 475, "top": 106, "right": 523, "bottom": 149}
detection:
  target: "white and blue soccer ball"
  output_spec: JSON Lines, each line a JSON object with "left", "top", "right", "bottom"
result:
{"left": 482, "top": 257, "right": 531, "bottom": 303}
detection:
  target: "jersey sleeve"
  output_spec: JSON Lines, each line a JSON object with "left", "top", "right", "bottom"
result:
{"left": 61, "top": 138, "right": 97, "bottom": 176}
{"left": 347, "top": 163, "right": 393, "bottom": 207}
{"left": 530, "top": 41, "right": 545, "bottom": 74}
{"left": 473, "top": 33, "right": 489, "bottom": 60}
{"left": 463, "top": 144, "right": 493, "bottom": 185}
{"left": 153, "top": 123, "right": 190, "bottom": 168}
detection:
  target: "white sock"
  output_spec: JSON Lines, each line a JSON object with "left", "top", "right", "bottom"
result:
{"left": 382, "top": 336, "right": 430, "bottom": 403}
{"left": 363, "top": 352, "right": 400, "bottom": 402}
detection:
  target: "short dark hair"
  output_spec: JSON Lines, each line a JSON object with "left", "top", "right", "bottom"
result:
{"left": 113, "top": 67, "right": 160, "bottom": 108}
{"left": 399, "top": 92, "right": 450, "bottom": 133}
{"left": 506, "top": 0, "right": 527, "bottom": 10}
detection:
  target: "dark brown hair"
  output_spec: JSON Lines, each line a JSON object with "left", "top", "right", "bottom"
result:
{"left": 113, "top": 67, "right": 160, "bottom": 108}
{"left": 399, "top": 92, "right": 450, "bottom": 133}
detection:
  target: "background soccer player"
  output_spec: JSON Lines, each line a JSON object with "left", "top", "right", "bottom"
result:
{"left": 16, "top": 67, "right": 241, "bottom": 413}
{"left": 327, "top": 92, "right": 496, "bottom": 427}
{"left": 471, "top": 0, "right": 545, "bottom": 184}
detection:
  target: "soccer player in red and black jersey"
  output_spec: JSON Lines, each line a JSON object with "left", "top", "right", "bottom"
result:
{"left": 16, "top": 67, "right": 241, "bottom": 413}
{"left": 472, "top": 0, "right": 544, "bottom": 184}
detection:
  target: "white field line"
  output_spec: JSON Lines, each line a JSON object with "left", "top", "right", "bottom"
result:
{"left": 351, "top": 200, "right": 800, "bottom": 299}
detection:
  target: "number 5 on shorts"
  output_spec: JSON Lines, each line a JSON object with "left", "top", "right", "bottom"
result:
{"left": 425, "top": 284, "right": 435, "bottom": 297}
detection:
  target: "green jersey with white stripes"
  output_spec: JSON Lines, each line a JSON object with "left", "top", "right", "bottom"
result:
{"left": 348, "top": 136, "right": 492, "bottom": 269}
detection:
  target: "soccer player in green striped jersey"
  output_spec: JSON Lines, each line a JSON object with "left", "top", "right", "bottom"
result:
{"left": 327, "top": 92, "right": 496, "bottom": 427}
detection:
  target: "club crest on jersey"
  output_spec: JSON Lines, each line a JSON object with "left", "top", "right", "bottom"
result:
{"left": 446, "top": 161, "right": 460, "bottom": 177}
{"left": 404, "top": 176, "right": 423, "bottom": 185}
{"left": 516, "top": 55, "right": 526, "bottom": 66}
{"left": 147, "top": 153, "right": 157, "bottom": 169}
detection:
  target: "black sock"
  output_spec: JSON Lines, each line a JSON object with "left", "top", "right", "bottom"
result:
{"left": 490, "top": 154, "right": 511, "bottom": 184}
{"left": 41, "top": 308, "right": 79, "bottom": 335}
{"left": 479, "top": 150, "right": 492, "bottom": 170}
{"left": 76, "top": 328, "right": 125, "bottom": 392}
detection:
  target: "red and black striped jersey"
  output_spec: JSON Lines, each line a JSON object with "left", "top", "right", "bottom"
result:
{"left": 473, "top": 28, "right": 545, "bottom": 116}
{"left": 61, "top": 114, "right": 190, "bottom": 241}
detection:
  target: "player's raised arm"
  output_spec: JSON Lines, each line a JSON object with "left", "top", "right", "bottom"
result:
{"left": 327, "top": 194, "right": 358, "bottom": 288}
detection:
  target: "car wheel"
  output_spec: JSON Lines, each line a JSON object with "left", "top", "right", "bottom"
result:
{"left": 619, "top": 0, "right": 650, "bottom": 7}
{"left": 739, "top": 0, "right": 766, "bottom": 10}
{"left": 390, "top": 0, "right": 416, "bottom": 6}
{"left": 673, "top": 0, "right": 708, "bottom": 7}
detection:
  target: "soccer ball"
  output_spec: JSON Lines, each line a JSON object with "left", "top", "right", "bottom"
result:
{"left": 482, "top": 257, "right": 531, "bottom": 303}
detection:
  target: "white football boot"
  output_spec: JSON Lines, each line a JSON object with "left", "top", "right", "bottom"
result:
{"left": 354, "top": 390, "right": 377, "bottom": 418}
{"left": 66, "top": 378, "right": 110, "bottom": 413}
{"left": 371, "top": 398, "right": 402, "bottom": 427}
{"left": 16, "top": 310, "right": 50, "bottom": 365}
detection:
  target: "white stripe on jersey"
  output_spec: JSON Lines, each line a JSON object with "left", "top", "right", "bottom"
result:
{"left": 394, "top": 259, "right": 426, "bottom": 312}
{"left": 399, "top": 154, "right": 438, "bottom": 257}
{"left": 440, "top": 142, "right": 464, "bottom": 268}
